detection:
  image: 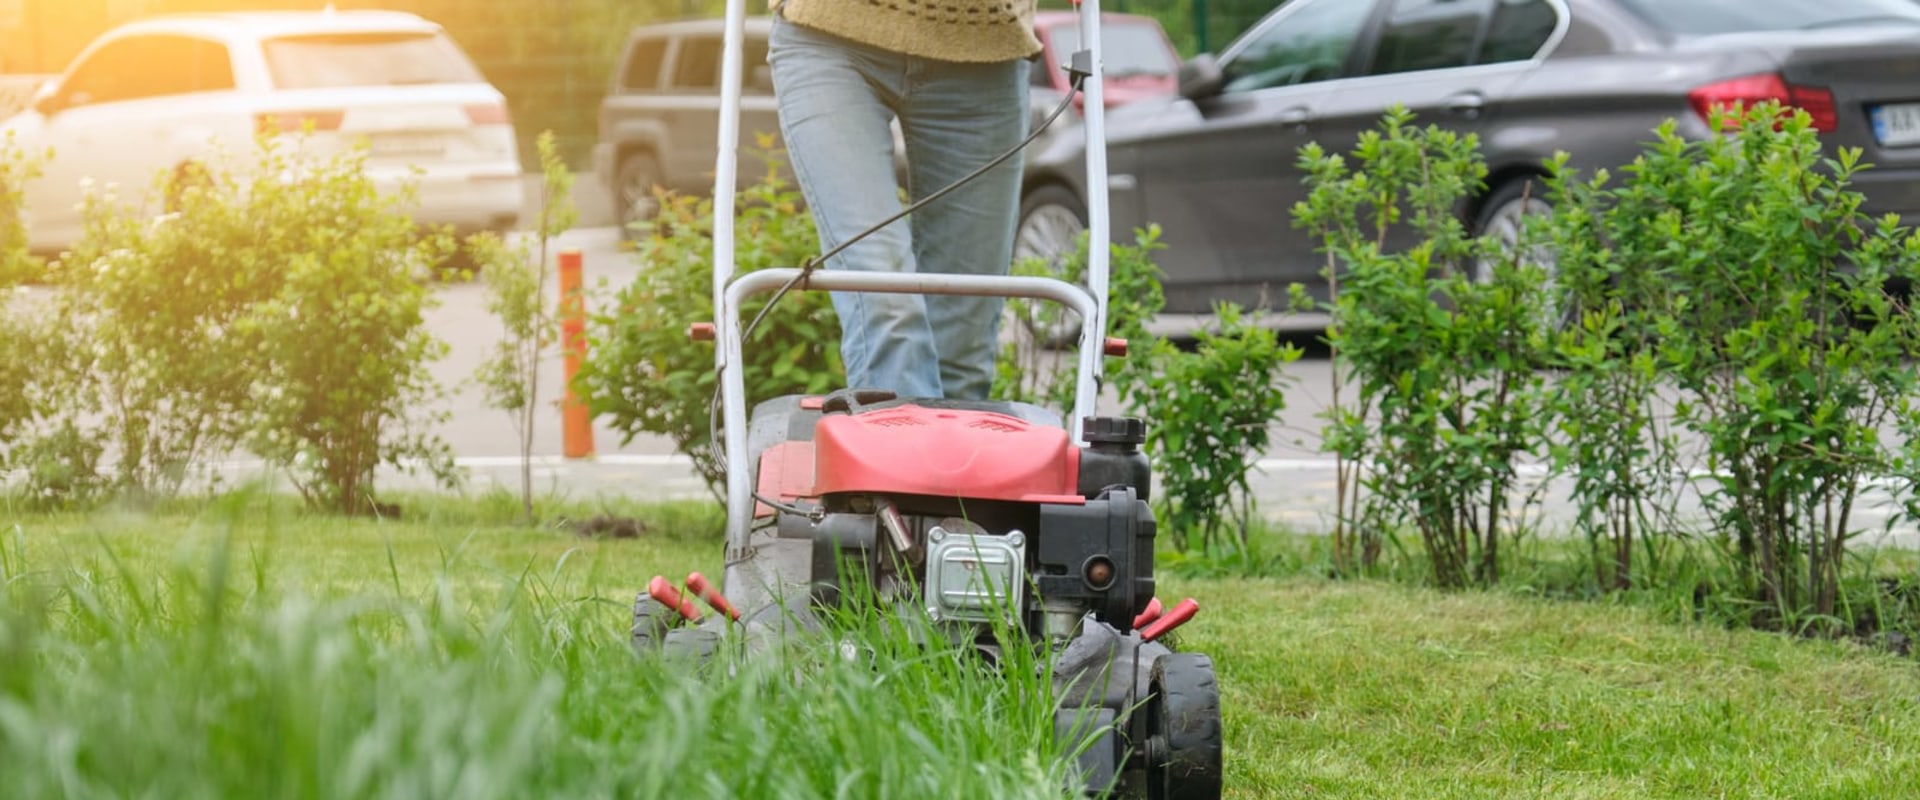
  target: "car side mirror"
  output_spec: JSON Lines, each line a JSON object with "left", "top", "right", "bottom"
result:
{"left": 1178, "top": 54, "right": 1224, "bottom": 100}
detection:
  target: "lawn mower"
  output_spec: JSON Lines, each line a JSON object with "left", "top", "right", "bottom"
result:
{"left": 627, "top": 1, "right": 1224, "bottom": 797}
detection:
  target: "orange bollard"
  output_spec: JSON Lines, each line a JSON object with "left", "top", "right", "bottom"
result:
{"left": 559, "top": 249, "right": 595, "bottom": 460}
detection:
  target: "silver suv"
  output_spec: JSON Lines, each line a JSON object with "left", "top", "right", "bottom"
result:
{"left": 592, "top": 18, "right": 783, "bottom": 235}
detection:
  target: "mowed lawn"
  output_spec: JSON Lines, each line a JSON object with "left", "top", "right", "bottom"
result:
{"left": 3, "top": 492, "right": 1917, "bottom": 798}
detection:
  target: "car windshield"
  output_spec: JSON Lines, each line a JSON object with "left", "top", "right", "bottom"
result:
{"left": 1615, "top": 0, "right": 1920, "bottom": 35}
{"left": 1045, "top": 21, "right": 1178, "bottom": 77}
{"left": 262, "top": 31, "right": 485, "bottom": 89}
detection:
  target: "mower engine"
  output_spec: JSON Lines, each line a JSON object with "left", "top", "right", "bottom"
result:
{"left": 770, "top": 394, "right": 1159, "bottom": 649}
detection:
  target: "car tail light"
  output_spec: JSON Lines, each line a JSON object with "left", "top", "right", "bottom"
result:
{"left": 1688, "top": 73, "right": 1837, "bottom": 133}
{"left": 465, "top": 104, "right": 511, "bottom": 125}
{"left": 255, "top": 110, "right": 344, "bottom": 134}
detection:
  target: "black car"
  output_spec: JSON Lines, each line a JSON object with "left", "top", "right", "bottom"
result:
{"left": 1014, "top": 0, "right": 1920, "bottom": 323}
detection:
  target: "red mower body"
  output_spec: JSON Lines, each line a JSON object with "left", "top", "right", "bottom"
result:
{"left": 755, "top": 404, "right": 1085, "bottom": 511}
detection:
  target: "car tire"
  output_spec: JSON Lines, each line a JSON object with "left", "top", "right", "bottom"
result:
{"left": 1012, "top": 183, "right": 1090, "bottom": 347}
{"left": 631, "top": 593, "right": 678, "bottom": 656}
{"left": 616, "top": 152, "right": 663, "bottom": 240}
{"left": 1470, "top": 176, "right": 1554, "bottom": 283}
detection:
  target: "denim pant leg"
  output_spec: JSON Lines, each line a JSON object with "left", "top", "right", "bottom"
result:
{"left": 768, "top": 18, "right": 943, "bottom": 398}
{"left": 901, "top": 57, "right": 1031, "bottom": 401}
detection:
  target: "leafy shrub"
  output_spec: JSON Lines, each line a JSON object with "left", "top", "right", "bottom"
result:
{"left": 1294, "top": 107, "right": 1555, "bottom": 588}
{"left": 578, "top": 145, "right": 842, "bottom": 495}
{"left": 0, "top": 131, "right": 45, "bottom": 286}
{"left": 993, "top": 224, "right": 1169, "bottom": 416}
{"left": 48, "top": 132, "right": 458, "bottom": 512}
{"left": 473, "top": 130, "right": 578, "bottom": 523}
{"left": 1535, "top": 154, "right": 1687, "bottom": 593}
{"left": 988, "top": 222, "right": 1301, "bottom": 559}
{"left": 1592, "top": 106, "right": 1920, "bottom": 630}
{"left": 1137, "top": 304, "right": 1299, "bottom": 554}
{"left": 0, "top": 305, "right": 84, "bottom": 507}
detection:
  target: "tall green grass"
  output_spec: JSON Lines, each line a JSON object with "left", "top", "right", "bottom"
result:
{"left": 0, "top": 490, "right": 1071, "bottom": 799}
{"left": 9, "top": 493, "right": 1920, "bottom": 798}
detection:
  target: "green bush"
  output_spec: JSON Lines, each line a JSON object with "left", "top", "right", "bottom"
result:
{"left": 0, "top": 131, "right": 45, "bottom": 286}
{"left": 1138, "top": 304, "right": 1299, "bottom": 555}
{"left": 1535, "top": 153, "right": 1687, "bottom": 594}
{"left": 995, "top": 224, "right": 1298, "bottom": 558}
{"left": 578, "top": 148, "right": 842, "bottom": 495}
{"left": 472, "top": 130, "right": 578, "bottom": 523}
{"left": 993, "top": 224, "right": 1169, "bottom": 416}
{"left": 0, "top": 305, "right": 80, "bottom": 507}
{"left": 1566, "top": 105, "right": 1920, "bottom": 630}
{"left": 1294, "top": 107, "right": 1556, "bottom": 588}
{"left": 46, "top": 132, "right": 458, "bottom": 512}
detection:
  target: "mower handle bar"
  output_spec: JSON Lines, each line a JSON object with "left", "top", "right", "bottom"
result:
{"left": 717, "top": 269, "right": 1103, "bottom": 554}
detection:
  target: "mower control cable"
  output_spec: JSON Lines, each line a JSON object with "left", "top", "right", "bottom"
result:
{"left": 708, "top": 60, "right": 1092, "bottom": 518}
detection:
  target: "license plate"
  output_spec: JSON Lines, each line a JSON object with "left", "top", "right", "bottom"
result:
{"left": 369, "top": 133, "right": 447, "bottom": 157}
{"left": 1871, "top": 103, "right": 1920, "bottom": 147}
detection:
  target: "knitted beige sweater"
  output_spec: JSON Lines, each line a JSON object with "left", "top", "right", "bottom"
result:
{"left": 774, "top": 0, "right": 1041, "bottom": 63}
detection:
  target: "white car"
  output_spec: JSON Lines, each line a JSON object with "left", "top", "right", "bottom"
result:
{"left": 1, "top": 9, "right": 524, "bottom": 257}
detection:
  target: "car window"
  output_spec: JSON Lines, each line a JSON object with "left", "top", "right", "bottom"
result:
{"left": 1614, "top": 0, "right": 1920, "bottom": 35}
{"left": 58, "top": 35, "right": 234, "bottom": 107}
{"left": 1221, "top": 0, "right": 1377, "bottom": 93}
{"left": 147, "top": 36, "right": 237, "bottom": 96}
{"left": 1369, "top": 0, "right": 1489, "bottom": 76}
{"left": 623, "top": 36, "right": 667, "bottom": 91}
{"left": 262, "top": 31, "right": 484, "bottom": 89}
{"left": 1478, "top": 0, "right": 1558, "bottom": 63}
{"left": 1046, "top": 21, "right": 1179, "bottom": 78}
{"left": 59, "top": 37, "right": 152, "bottom": 106}
{"left": 672, "top": 36, "right": 721, "bottom": 91}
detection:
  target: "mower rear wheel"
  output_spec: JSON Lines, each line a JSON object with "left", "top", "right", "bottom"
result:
{"left": 1144, "top": 653, "right": 1223, "bottom": 800}
{"left": 631, "top": 594, "right": 677, "bottom": 655}
{"left": 662, "top": 627, "right": 722, "bottom": 667}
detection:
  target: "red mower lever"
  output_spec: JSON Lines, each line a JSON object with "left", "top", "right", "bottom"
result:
{"left": 1139, "top": 598, "right": 1199, "bottom": 643}
{"left": 685, "top": 572, "right": 741, "bottom": 622}
{"left": 1133, "top": 597, "right": 1165, "bottom": 629}
{"left": 648, "top": 575, "right": 702, "bottom": 622}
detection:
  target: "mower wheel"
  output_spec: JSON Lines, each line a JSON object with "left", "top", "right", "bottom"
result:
{"left": 631, "top": 593, "right": 678, "bottom": 655}
{"left": 662, "top": 627, "right": 722, "bottom": 667}
{"left": 1144, "top": 653, "right": 1223, "bottom": 800}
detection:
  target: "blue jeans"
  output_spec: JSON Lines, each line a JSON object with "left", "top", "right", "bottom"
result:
{"left": 767, "top": 15, "right": 1030, "bottom": 401}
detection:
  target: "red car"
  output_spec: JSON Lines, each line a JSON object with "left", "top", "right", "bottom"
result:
{"left": 1030, "top": 11, "right": 1182, "bottom": 110}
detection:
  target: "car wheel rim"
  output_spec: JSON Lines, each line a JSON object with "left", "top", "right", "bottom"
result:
{"left": 1011, "top": 203, "right": 1087, "bottom": 344}
{"left": 1477, "top": 196, "right": 1554, "bottom": 282}
{"left": 1014, "top": 204, "right": 1085, "bottom": 274}
{"left": 1476, "top": 195, "right": 1565, "bottom": 329}
{"left": 620, "top": 166, "right": 659, "bottom": 227}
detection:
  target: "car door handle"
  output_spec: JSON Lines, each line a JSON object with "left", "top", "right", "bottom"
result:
{"left": 1278, "top": 106, "right": 1312, "bottom": 133}
{"left": 1446, "top": 92, "right": 1486, "bottom": 119}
